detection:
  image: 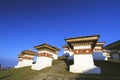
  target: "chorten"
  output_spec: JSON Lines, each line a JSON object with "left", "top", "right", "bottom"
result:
{"left": 15, "top": 50, "right": 36, "bottom": 68}
{"left": 14, "top": 54, "right": 23, "bottom": 68}
{"left": 31, "top": 43, "right": 60, "bottom": 70}
{"left": 34, "top": 43, "right": 60, "bottom": 59}
{"left": 105, "top": 40, "right": 120, "bottom": 59}
{"left": 93, "top": 42, "right": 108, "bottom": 60}
{"left": 63, "top": 44, "right": 74, "bottom": 60}
{"left": 65, "top": 35, "right": 101, "bottom": 74}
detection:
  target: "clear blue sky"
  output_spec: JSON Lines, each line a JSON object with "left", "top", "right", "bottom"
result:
{"left": 0, "top": 0, "right": 120, "bottom": 66}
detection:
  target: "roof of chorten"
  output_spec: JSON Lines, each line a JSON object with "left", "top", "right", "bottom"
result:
{"left": 64, "top": 35, "right": 100, "bottom": 49}
{"left": 65, "top": 35, "right": 99, "bottom": 42}
{"left": 105, "top": 40, "right": 120, "bottom": 50}
{"left": 18, "top": 54, "right": 23, "bottom": 58}
{"left": 95, "top": 42, "right": 105, "bottom": 47}
{"left": 20, "top": 50, "right": 37, "bottom": 55}
{"left": 34, "top": 43, "right": 60, "bottom": 52}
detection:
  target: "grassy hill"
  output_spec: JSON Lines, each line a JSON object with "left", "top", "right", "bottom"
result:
{"left": 0, "top": 57, "right": 120, "bottom": 80}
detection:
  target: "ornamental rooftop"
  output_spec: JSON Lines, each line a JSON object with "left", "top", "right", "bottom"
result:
{"left": 20, "top": 50, "right": 37, "bottom": 56}
{"left": 65, "top": 35, "right": 99, "bottom": 49}
{"left": 34, "top": 43, "right": 60, "bottom": 52}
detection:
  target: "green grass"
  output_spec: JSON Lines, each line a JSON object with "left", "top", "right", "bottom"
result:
{"left": 0, "top": 66, "right": 40, "bottom": 80}
{"left": 0, "top": 58, "right": 120, "bottom": 80}
{"left": 94, "top": 60, "right": 120, "bottom": 77}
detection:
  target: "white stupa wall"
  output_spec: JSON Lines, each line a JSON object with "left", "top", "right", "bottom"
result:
{"left": 22, "top": 54, "right": 34, "bottom": 66}
{"left": 64, "top": 46, "right": 92, "bottom": 60}
{"left": 73, "top": 45, "right": 94, "bottom": 66}
{"left": 93, "top": 47, "right": 108, "bottom": 60}
{"left": 14, "top": 58, "right": 23, "bottom": 68}
{"left": 74, "top": 54, "right": 94, "bottom": 66}
{"left": 74, "top": 45, "right": 91, "bottom": 49}
{"left": 70, "top": 64, "right": 101, "bottom": 74}
{"left": 93, "top": 52, "right": 108, "bottom": 60}
{"left": 31, "top": 56, "right": 52, "bottom": 70}
{"left": 70, "top": 45, "right": 101, "bottom": 74}
{"left": 15, "top": 54, "right": 34, "bottom": 68}
{"left": 15, "top": 62, "right": 23, "bottom": 68}
{"left": 63, "top": 47, "right": 74, "bottom": 60}
{"left": 38, "top": 50, "right": 58, "bottom": 60}
{"left": 22, "top": 59, "right": 33, "bottom": 66}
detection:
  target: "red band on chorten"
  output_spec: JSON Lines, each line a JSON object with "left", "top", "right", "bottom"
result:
{"left": 73, "top": 49, "right": 92, "bottom": 54}
{"left": 22, "top": 56, "right": 33, "bottom": 60}
{"left": 37, "top": 52, "right": 53, "bottom": 58}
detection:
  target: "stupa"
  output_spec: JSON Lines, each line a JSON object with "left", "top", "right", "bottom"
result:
{"left": 15, "top": 50, "right": 36, "bottom": 68}
{"left": 31, "top": 43, "right": 60, "bottom": 70}
{"left": 93, "top": 42, "right": 108, "bottom": 60}
{"left": 64, "top": 35, "right": 101, "bottom": 74}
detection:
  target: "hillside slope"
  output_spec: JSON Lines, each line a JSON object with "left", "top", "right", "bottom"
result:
{"left": 30, "top": 57, "right": 120, "bottom": 80}
{"left": 30, "top": 59, "right": 76, "bottom": 80}
{"left": 0, "top": 57, "right": 120, "bottom": 80}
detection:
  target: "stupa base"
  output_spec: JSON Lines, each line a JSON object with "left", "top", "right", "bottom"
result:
{"left": 31, "top": 64, "right": 52, "bottom": 70}
{"left": 70, "top": 65, "right": 101, "bottom": 74}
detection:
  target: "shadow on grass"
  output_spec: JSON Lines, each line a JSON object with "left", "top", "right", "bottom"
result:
{"left": 62, "top": 58, "right": 120, "bottom": 80}
{"left": 60, "top": 57, "right": 73, "bottom": 71}
{"left": 94, "top": 60, "right": 120, "bottom": 76}
{"left": 74, "top": 60, "right": 120, "bottom": 80}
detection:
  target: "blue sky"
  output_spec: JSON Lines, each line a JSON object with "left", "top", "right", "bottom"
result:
{"left": 0, "top": 0, "right": 120, "bottom": 66}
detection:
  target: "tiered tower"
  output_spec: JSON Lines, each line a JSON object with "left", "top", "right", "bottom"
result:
{"left": 31, "top": 43, "right": 60, "bottom": 70}
{"left": 63, "top": 44, "right": 74, "bottom": 60}
{"left": 65, "top": 35, "right": 101, "bottom": 74}
{"left": 14, "top": 54, "right": 23, "bottom": 68}
{"left": 105, "top": 40, "right": 120, "bottom": 59}
{"left": 15, "top": 50, "right": 36, "bottom": 68}
{"left": 93, "top": 42, "right": 108, "bottom": 60}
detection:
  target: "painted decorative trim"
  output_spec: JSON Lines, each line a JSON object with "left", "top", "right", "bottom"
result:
{"left": 22, "top": 56, "right": 34, "bottom": 60}
{"left": 37, "top": 52, "right": 53, "bottom": 58}
{"left": 73, "top": 49, "right": 92, "bottom": 54}
{"left": 94, "top": 49, "right": 101, "bottom": 52}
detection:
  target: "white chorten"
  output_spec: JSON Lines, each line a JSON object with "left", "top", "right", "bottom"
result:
{"left": 31, "top": 43, "right": 60, "bottom": 70}
{"left": 65, "top": 35, "right": 101, "bottom": 74}
{"left": 63, "top": 44, "right": 74, "bottom": 60}
{"left": 15, "top": 50, "right": 36, "bottom": 68}
{"left": 93, "top": 42, "right": 108, "bottom": 60}
{"left": 105, "top": 40, "right": 120, "bottom": 59}
{"left": 14, "top": 54, "right": 23, "bottom": 68}
{"left": 31, "top": 52, "right": 53, "bottom": 70}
